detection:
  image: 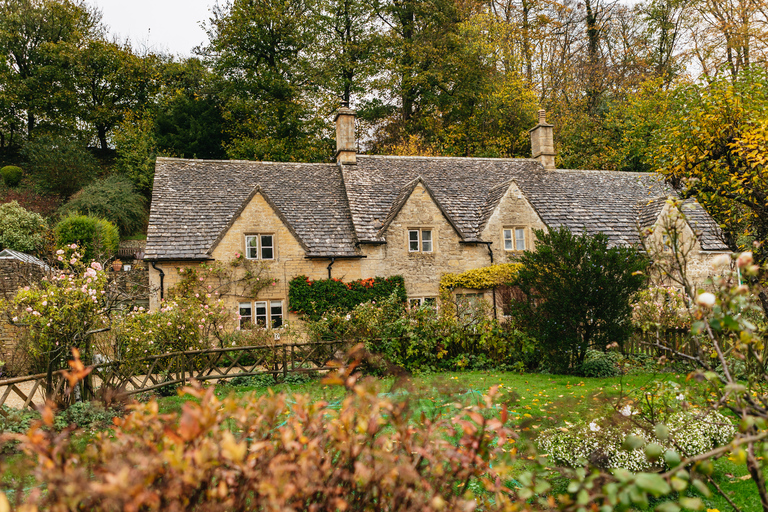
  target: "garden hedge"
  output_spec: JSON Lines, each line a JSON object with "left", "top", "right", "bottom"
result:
{"left": 289, "top": 275, "right": 406, "bottom": 320}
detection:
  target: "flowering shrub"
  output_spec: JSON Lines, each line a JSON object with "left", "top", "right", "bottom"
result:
{"left": 289, "top": 275, "right": 406, "bottom": 320}
{"left": 171, "top": 257, "right": 277, "bottom": 301}
{"left": 439, "top": 263, "right": 522, "bottom": 292}
{"left": 306, "top": 292, "right": 536, "bottom": 373}
{"left": 632, "top": 286, "right": 691, "bottom": 331}
{"left": 537, "top": 410, "right": 734, "bottom": 471}
{"left": 115, "top": 296, "right": 233, "bottom": 359}
{"left": 5, "top": 245, "right": 109, "bottom": 371}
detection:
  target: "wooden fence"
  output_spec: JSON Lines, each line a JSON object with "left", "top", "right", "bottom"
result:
{"left": 0, "top": 340, "right": 352, "bottom": 415}
{"left": 623, "top": 328, "right": 700, "bottom": 358}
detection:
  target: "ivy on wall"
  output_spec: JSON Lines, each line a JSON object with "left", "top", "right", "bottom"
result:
{"left": 288, "top": 275, "right": 406, "bottom": 320}
{"left": 439, "top": 263, "right": 522, "bottom": 292}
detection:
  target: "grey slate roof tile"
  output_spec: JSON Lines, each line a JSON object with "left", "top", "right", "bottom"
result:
{"left": 145, "top": 155, "right": 729, "bottom": 260}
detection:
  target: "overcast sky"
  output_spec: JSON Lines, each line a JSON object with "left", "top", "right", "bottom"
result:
{"left": 88, "top": 0, "right": 215, "bottom": 57}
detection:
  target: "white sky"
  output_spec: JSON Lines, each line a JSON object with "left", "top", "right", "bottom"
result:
{"left": 87, "top": 0, "right": 215, "bottom": 57}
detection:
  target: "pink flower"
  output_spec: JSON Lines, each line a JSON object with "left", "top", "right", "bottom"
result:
{"left": 57, "top": 256, "right": 63, "bottom": 261}
{"left": 235, "top": 252, "right": 240, "bottom": 258}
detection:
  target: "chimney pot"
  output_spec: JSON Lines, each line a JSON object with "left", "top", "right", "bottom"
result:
{"left": 335, "top": 104, "right": 356, "bottom": 165}
{"left": 529, "top": 110, "right": 556, "bottom": 170}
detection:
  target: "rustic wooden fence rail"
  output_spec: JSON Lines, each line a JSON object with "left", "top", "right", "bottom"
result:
{"left": 624, "top": 328, "right": 699, "bottom": 358}
{"left": 0, "top": 340, "right": 352, "bottom": 415}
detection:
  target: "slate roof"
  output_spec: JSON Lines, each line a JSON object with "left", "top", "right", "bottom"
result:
{"left": 145, "top": 155, "right": 728, "bottom": 260}
{"left": 145, "top": 158, "right": 358, "bottom": 260}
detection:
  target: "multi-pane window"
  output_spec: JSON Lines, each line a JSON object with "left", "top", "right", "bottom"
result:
{"left": 503, "top": 228, "right": 526, "bottom": 251}
{"left": 239, "top": 302, "right": 252, "bottom": 329}
{"left": 409, "top": 297, "right": 437, "bottom": 308}
{"left": 240, "top": 300, "right": 283, "bottom": 329}
{"left": 408, "top": 229, "right": 433, "bottom": 252}
{"left": 245, "top": 234, "right": 274, "bottom": 260}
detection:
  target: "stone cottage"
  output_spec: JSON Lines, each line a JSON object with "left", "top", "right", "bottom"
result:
{"left": 144, "top": 108, "right": 729, "bottom": 326}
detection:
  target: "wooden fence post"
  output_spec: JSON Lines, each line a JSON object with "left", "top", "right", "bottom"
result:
{"left": 282, "top": 344, "right": 288, "bottom": 380}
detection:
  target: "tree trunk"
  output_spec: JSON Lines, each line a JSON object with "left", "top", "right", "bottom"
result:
{"left": 98, "top": 124, "right": 108, "bottom": 150}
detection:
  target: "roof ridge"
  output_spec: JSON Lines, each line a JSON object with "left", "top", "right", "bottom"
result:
{"left": 358, "top": 154, "right": 539, "bottom": 163}
{"left": 156, "top": 156, "right": 336, "bottom": 166}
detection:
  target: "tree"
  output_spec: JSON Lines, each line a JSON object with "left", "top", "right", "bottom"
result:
{"left": 112, "top": 111, "right": 159, "bottom": 198}
{"left": 73, "top": 40, "right": 159, "bottom": 150}
{"left": 510, "top": 226, "right": 649, "bottom": 373}
{"left": 0, "top": 0, "right": 100, "bottom": 135}
{"left": 650, "top": 67, "right": 768, "bottom": 315}
{"left": 0, "top": 199, "right": 47, "bottom": 253}
{"left": 22, "top": 132, "right": 99, "bottom": 196}
{"left": 59, "top": 176, "right": 147, "bottom": 236}
{"left": 203, "top": 0, "right": 331, "bottom": 162}
{"left": 153, "top": 58, "right": 228, "bottom": 159}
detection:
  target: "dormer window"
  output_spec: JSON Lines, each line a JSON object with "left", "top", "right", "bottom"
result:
{"left": 409, "top": 229, "right": 433, "bottom": 252}
{"left": 245, "top": 234, "right": 275, "bottom": 260}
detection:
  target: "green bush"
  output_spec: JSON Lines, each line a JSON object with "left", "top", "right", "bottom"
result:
{"left": 510, "top": 227, "right": 649, "bottom": 373}
{"left": 53, "top": 401, "right": 119, "bottom": 430}
{"left": 59, "top": 176, "right": 147, "bottom": 236}
{"left": 22, "top": 134, "right": 99, "bottom": 197}
{"left": 289, "top": 275, "right": 407, "bottom": 321}
{"left": 1, "top": 165, "right": 23, "bottom": 187}
{"left": 0, "top": 200, "right": 48, "bottom": 253}
{"left": 575, "top": 349, "right": 621, "bottom": 377}
{"left": 54, "top": 215, "right": 119, "bottom": 262}
{"left": 305, "top": 292, "right": 535, "bottom": 373}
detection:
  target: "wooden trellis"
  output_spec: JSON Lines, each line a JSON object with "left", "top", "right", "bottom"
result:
{"left": 0, "top": 340, "right": 352, "bottom": 415}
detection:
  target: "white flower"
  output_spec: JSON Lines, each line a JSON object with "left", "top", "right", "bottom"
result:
{"left": 620, "top": 405, "right": 636, "bottom": 417}
{"left": 589, "top": 422, "right": 600, "bottom": 432}
{"left": 56, "top": 249, "right": 64, "bottom": 255}
{"left": 12, "top": 317, "right": 17, "bottom": 322}
{"left": 676, "top": 394, "right": 685, "bottom": 400}
{"left": 696, "top": 292, "right": 716, "bottom": 308}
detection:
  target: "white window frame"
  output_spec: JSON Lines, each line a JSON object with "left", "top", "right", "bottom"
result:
{"left": 239, "top": 302, "right": 252, "bottom": 329}
{"left": 245, "top": 234, "right": 275, "bottom": 260}
{"left": 503, "top": 227, "right": 527, "bottom": 251}
{"left": 241, "top": 300, "right": 283, "bottom": 329}
{"left": 408, "top": 229, "right": 433, "bottom": 253}
{"left": 515, "top": 227, "right": 526, "bottom": 251}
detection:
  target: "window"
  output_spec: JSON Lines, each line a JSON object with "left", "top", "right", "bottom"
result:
{"left": 241, "top": 300, "right": 283, "bottom": 329}
{"left": 239, "top": 302, "right": 252, "bottom": 329}
{"left": 503, "top": 228, "right": 526, "bottom": 251}
{"left": 270, "top": 301, "right": 283, "bottom": 328}
{"left": 254, "top": 301, "right": 268, "bottom": 326}
{"left": 408, "top": 297, "right": 437, "bottom": 308}
{"left": 408, "top": 229, "right": 433, "bottom": 252}
{"left": 245, "top": 234, "right": 275, "bottom": 260}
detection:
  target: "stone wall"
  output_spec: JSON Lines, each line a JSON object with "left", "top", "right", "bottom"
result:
{"left": 646, "top": 202, "right": 730, "bottom": 289}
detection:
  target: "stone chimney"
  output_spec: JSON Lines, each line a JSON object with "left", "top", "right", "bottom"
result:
{"left": 529, "top": 109, "right": 556, "bottom": 170}
{"left": 335, "top": 102, "right": 356, "bottom": 165}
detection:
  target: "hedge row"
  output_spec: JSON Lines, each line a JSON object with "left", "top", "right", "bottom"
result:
{"left": 289, "top": 275, "right": 406, "bottom": 320}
